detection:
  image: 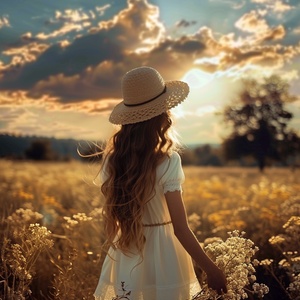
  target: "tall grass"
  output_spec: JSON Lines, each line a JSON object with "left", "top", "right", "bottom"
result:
{"left": 0, "top": 160, "right": 299, "bottom": 299}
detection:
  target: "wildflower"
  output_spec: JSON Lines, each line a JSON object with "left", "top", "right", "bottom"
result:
{"left": 252, "top": 283, "right": 269, "bottom": 297}
{"left": 203, "top": 237, "right": 223, "bottom": 247}
{"left": 18, "top": 190, "right": 34, "bottom": 201}
{"left": 89, "top": 207, "right": 103, "bottom": 219}
{"left": 259, "top": 259, "right": 273, "bottom": 266}
{"left": 202, "top": 231, "right": 268, "bottom": 299}
{"left": 287, "top": 273, "right": 300, "bottom": 296}
{"left": 63, "top": 213, "right": 93, "bottom": 229}
{"left": 9, "top": 244, "right": 27, "bottom": 277}
{"left": 73, "top": 212, "right": 92, "bottom": 222}
{"left": 3, "top": 221, "right": 54, "bottom": 298}
{"left": 6, "top": 208, "right": 43, "bottom": 224}
{"left": 280, "top": 197, "right": 300, "bottom": 218}
{"left": 269, "top": 235, "right": 285, "bottom": 245}
{"left": 283, "top": 216, "right": 300, "bottom": 233}
{"left": 27, "top": 223, "right": 54, "bottom": 249}
{"left": 188, "top": 212, "right": 201, "bottom": 233}
{"left": 63, "top": 216, "right": 79, "bottom": 228}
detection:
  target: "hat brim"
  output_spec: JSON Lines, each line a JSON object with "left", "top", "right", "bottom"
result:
{"left": 109, "top": 80, "right": 189, "bottom": 125}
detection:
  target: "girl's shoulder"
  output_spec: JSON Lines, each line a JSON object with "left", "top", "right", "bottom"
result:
{"left": 169, "top": 151, "right": 181, "bottom": 160}
{"left": 161, "top": 151, "right": 182, "bottom": 166}
{"left": 158, "top": 151, "right": 181, "bottom": 166}
{"left": 157, "top": 151, "right": 183, "bottom": 178}
{"left": 156, "top": 151, "right": 185, "bottom": 192}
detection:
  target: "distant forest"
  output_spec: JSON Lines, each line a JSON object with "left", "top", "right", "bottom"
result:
{"left": 0, "top": 133, "right": 224, "bottom": 166}
{"left": 0, "top": 134, "right": 92, "bottom": 161}
{"left": 1, "top": 133, "right": 298, "bottom": 168}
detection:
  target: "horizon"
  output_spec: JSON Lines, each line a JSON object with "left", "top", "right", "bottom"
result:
{"left": 0, "top": 132, "right": 221, "bottom": 148}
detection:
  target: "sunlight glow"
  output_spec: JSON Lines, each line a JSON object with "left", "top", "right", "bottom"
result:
{"left": 196, "top": 105, "right": 217, "bottom": 116}
{"left": 182, "top": 68, "right": 214, "bottom": 89}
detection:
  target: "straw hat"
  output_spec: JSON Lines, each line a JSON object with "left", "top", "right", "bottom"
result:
{"left": 109, "top": 66, "right": 189, "bottom": 125}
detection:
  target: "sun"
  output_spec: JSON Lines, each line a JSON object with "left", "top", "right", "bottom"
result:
{"left": 181, "top": 68, "right": 214, "bottom": 89}
{"left": 173, "top": 68, "right": 217, "bottom": 119}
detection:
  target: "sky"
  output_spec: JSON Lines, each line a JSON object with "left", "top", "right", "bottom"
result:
{"left": 0, "top": 0, "right": 300, "bottom": 145}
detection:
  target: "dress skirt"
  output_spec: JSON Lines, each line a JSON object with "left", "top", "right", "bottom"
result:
{"left": 94, "top": 223, "right": 201, "bottom": 300}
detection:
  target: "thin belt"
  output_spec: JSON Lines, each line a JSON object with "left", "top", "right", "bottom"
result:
{"left": 143, "top": 220, "right": 172, "bottom": 227}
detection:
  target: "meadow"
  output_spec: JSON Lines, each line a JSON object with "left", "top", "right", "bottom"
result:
{"left": 0, "top": 160, "right": 299, "bottom": 300}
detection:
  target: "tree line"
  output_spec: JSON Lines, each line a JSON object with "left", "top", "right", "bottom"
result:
{"left": 0, "top": 135, "right": 81, "bottom": 161}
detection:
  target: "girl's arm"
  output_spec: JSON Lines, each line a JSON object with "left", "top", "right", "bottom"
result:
{"left": 165, "top": 190, "right": 227, "bottom": 294}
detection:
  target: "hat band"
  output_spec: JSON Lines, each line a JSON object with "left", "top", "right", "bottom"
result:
{"left": 124, "top": 86, "right": 167, "bottom": 107}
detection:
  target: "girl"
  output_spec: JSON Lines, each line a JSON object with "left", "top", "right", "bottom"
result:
{"left": 94, "top": 66, "right": 227, "bottom": 300}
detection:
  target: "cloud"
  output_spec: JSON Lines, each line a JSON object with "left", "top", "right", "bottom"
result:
{"left": 209, "top": 0, "right": 246, "bottom": 10}
{"left": 95, "top": 5, "right": 111, "bottom": 16}
{"left": 0, "top": 0, "right": 202, "bottom": 105}
{"left": 36, "top": 7, "right": 109, "bottom": 40}
{"left": 235, "top": 10, "right": 269, "bottom": 33}
{"left": 251, "top": 0, "right": 294, "bottom": 13}
{"left": 0, "top": 16, "right": 10, "bottom": 28}
{"left": 218, "top": 11, "right": 292, "bottom": 70}
{"left": 0, "top": 31, "right": 124, "bottom": 89}
{"left": 44, "top": 6, "right": 110, "bottom": 27}
{"left": 193, "top": 19, "right": 297, "bottom": 74}
{"left": 3, "top": 42, "right": 49, "bottom": 64}
{"left": 167, "top": 36, "right": 205, "bottom": 54}
{"left": 96, "top": 0, "right": 165, "bottom": 50}
{"left": 0, "top": 0, "right": 166, "bottom": 100}
{"left": 36, "top": 23, "right": 86, "bottom": 40}
{"left": 176, "top": 19, "right": 197, "bottom": 28}
{"left": 0, "top": 106, "right": 85, "bottom": 138}
{"left": 0, "top": 0, "right": 299, "bottom": 115}
{"left": 0, "top": 107, "right": 38, "bottom": 134}
{"left": 293, "top": 27, "right": 300, "bottom": 35}
{"left": 53, "top": 8, "right": 94, "bottom": 23}
{"left": 29, "top": 61, "right": 125, "bottom": 102}
{"left": 0, "top": 103, "right": 114, "bottom": 140}
{"left": 0, "top": 107, "right": 29, "bottom": 122}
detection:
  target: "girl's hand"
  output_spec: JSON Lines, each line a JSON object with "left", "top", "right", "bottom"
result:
{"left": 206, "top": 266, "right": 227, "bottom": 295}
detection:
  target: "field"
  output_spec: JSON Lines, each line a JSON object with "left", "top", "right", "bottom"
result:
{"left": 0, "top": 160, "right": 299, "bottom": 300}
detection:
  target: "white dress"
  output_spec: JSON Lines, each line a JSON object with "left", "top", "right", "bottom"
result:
{"left": 94, "top": 152, "right": 201, "bottom": 300}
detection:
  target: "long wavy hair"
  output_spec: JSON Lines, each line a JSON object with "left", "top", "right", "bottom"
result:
{"left": 101, "top": 111, "right": 179, "bottom": 256}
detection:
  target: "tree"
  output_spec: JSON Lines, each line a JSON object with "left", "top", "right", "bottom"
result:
{"left": 25, "top": 139, "right": 57, "bottom": 161}
{"left": 222, "top": 75, "right": 300, "bottom": 171}
{"left": 194, "top": 144, "right": 222, "bottom": 166}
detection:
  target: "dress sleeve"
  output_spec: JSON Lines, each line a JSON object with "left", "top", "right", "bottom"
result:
{"left": 99, "top": 156, "right": 109, "bottom": 184}
{"left": 161, "top": 152, "right": 185, "bottom": 194}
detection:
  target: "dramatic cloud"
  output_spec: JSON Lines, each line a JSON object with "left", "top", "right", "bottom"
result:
{"left": 0, "top": 0, "right": 167, "bottom": 102}
{"left": 96, "top": 0, "right": 165, "bottom": 50}
{"left": 30, "top": 61, "right": 125, "bottom": 102}
{"left": 0, "top": 0, "right": 299, "bottom": 105}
